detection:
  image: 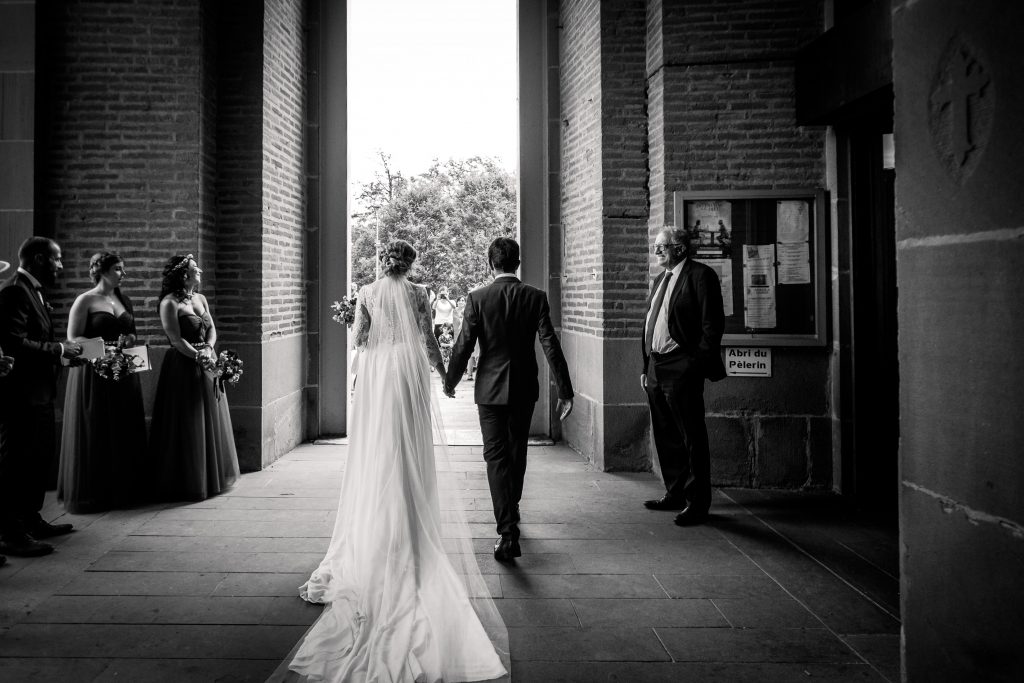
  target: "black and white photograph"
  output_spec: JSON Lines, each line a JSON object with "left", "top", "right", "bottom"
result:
{"left": 0, "top": 0, "right": 1021, "bottom": 681}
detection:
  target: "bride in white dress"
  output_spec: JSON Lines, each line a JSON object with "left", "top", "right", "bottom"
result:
{"left": 283, "top": 240, "right": 508, "bottom": 682}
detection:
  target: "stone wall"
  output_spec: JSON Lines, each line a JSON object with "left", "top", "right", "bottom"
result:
{"left": 893, "top": 0, "right": 1024, "bottom": 676}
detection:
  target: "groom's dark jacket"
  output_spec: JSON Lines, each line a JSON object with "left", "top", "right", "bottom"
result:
{"left": 447, "top": 276, "right": 573, "bottom": 405}
{"left": 0, "top": 272, "right": 63, "bottom": 408}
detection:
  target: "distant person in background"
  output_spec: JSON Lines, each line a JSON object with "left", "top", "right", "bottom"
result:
{"left": 432, "top": 288, "right": 456, "bottom": 341}
{"left": 0, "top": 237, "right": 83, "bottom": 559}
{"left": 149, "top": 254, "right": 239, "bottom": 502}
{"left": 59, "top": 252, "right": 147, "bottom": 513}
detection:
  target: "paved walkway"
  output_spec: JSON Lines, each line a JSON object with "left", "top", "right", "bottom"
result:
{"left": 0, "top": 439, "right": 900, "bottom": 682}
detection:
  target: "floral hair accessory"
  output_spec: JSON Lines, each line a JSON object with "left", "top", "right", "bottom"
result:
{"left": 172, "top": 254, "right": 195, "bottom": 273}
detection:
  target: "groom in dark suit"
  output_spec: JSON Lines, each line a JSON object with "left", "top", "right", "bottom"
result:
{"left": 641, "top": 226, "right": 726, "bottom": 526}
{"left": 445, "top": 237, "right": 574, "bottom": 562}
{"left": 0, "top": 237, "right": 82, "bottom": 558}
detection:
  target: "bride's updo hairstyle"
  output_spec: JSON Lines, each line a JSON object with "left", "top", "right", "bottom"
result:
{"left": 381, "top": 239, "right": 416, "bottom": 277}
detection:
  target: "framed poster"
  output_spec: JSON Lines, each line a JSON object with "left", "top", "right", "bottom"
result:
{"left": 674, "top": 189, "right": 828, "bottom": 347}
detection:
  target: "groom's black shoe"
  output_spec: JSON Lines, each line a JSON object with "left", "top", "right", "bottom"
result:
{"left": 26, "top": 520, "right": 73, "bottom": 539}
{"left": 644, "top": 495, "right": 685, "bottom": 511}
{"left": 494, "top": 535, "right": 520, "bottom": 562}
{"left": 673, "top": 505, "right": 709, "bottom": 526}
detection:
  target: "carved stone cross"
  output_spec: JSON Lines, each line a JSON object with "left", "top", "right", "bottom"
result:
{"left": 934, "top": 50, "right": 991, "bottom": 166}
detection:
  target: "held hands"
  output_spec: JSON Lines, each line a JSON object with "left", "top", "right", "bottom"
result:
{"left": 556, "top": 397, "right": 573, "bottom": 421}
{"left": 62, "top": 340, "right": 83, "bottom": 359}
{"left": 0, "top": 355, "right": 13, "bottom": 377}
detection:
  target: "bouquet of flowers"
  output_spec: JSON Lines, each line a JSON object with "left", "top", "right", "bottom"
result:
{"left": 196, "top": 344, "right": 244, "bottom": 398}
{"left": 331, "top": 289, "right": 359, "bottom": 328}
{"left": 92, "top": 335, "right": 144, "bottom": 381}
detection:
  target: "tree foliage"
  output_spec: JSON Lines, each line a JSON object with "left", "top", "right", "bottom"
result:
{"left": 350, "top": 153, "right": 517, "bottom": 297}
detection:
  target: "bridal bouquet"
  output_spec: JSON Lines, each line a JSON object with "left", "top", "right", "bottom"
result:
{"left": 92, "top": 335, "right": 145, "bottom": 381}
{"left": 331, "top": 291, "right": 359, "bottom": 328}
{"left": 196, "top": 345, "right": 244, "bottom": 398}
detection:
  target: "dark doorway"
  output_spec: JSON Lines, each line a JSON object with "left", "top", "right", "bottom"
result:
{"left": 838, "top": 96, "right": 898, "bottom": 517}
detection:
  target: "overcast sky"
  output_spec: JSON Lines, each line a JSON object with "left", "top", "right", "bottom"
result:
{"left": 348, "top": 0, "right": 518, "bottom": 188}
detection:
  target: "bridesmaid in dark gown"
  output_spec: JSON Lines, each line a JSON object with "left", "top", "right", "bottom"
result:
{"left": 59, "top": 252, "right": 147, "bottom": 513}
{"left": 149, "top": 253, "right": 239, "bottom": 501}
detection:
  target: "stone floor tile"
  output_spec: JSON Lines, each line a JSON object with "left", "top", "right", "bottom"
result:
{"left": 90, "top": 658, "right": 278, "bottom": 683}
{"left": 500, "top": 573, "right": 666, "bottom": 599}
{"left": 56, "top": 571, "right": 227, "bottom": 597}
{"left": 571, "top": 598, "right": 728, "bottom": 628}
{"left": 132, "top": 519, "right": 333, "bottom": 538}
{"left": 570, "top": 547, "right": 761, "bottom": 574}
{"left": 469, "top": 552, "right": 577, "bottom": 575}
{"left": 113, "top": 535, "right": 329, "bottom": 554}
{"left": 0, "top": 657, "right": 109, "bottom": 682}
{"left": 508, "top": 626, "right": 671, "bottom": 662}
{"left": 656, "top": 626, "right": 858, "bottom": 664}
{"left": 492, "top": 598, "right": 579, "bottom": 627}
{"left": 151, "top": 508, "right": 332, "bottom": 522}
{"left": 89, "top": 550, "right": 323, "bottom": 574}
{"left": 841, "top": 633, "right": 901, "bottom": 682}
{"left": 22, "top": 595, "right": 320, "bottom": 626}
{"left": 712, "top": 597, "right": 822, "bottom": 628}
{"left": 510, "top": 661, "right": 888, "bottom": 682}
{"left": 0, "top": 623, "right": 308, "bottom": 659}
{"left": 212, "top": 573, "right": 310, "bottom": 597}
{"left": 655, "top": 573, "right": 786, "bottom": 599}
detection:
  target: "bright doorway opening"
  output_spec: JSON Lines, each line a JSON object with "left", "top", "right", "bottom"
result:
{"left": 345, "top": 0, "right": 519, "bottom": 445}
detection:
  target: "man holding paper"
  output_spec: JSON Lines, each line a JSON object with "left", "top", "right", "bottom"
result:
{"left": 0, "top": 238, "right": 82, "bottom": 558}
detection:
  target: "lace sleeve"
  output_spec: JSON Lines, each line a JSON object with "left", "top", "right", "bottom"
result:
{"left": 413, "top": 286, "right": 443, "bottom": 367}
{"left": 352, "top": 292, "right": 370, "bottom": 349}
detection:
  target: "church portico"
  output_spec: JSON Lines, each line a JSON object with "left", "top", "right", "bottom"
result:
{"left": 1, "top": 0, "right": 1021, "bottom": 678}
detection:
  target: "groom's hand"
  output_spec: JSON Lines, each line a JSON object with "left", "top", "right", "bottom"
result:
{"left": 556, "top": 397, "right": 573, "bottom": 421}
{"left": 443, "top": 383, "right": 456, "bottom": 398}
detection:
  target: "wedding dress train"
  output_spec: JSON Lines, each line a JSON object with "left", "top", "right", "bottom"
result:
{"left": 285, "top": 275, "right": 507, "bottom": 682}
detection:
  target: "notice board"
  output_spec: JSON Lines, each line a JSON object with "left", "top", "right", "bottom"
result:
{"left": 673, "top": 189, "right": 828, "bottom": 347}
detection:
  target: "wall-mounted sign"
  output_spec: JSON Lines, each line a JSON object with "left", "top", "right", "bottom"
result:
{"left": 725, "top": 347, "right": 772, "bottom": 377}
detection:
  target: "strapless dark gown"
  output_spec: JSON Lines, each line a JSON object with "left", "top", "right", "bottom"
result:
{"left": 149, "top": 313, "right": 239, "bottom": 501}
{"left": 58, "top": 310, "right": 147, "bottom": 513}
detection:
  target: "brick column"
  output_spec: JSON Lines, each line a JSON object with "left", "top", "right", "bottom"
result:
{"left": 559, "top": 0, "right": 651, "bottom": 470}
{"left": 0, "top": 0, "right": 35, "bottom": 266}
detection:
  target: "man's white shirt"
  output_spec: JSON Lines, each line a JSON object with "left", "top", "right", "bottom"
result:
{"left": 646, "top": 259, "right": 687, "bottom": 354}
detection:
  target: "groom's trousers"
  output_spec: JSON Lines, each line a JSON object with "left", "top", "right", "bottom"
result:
{"left": 478, "top": 402, "right": 535, "bottom": 538}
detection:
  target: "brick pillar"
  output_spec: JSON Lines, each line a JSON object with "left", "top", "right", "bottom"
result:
{"left": 38, "top": 0, "right": 207, "bottom": 342}
{"left": 0, "top": 0, "right": 35, "bottom": 266}
{"left": 893, "top": 0, "right": 1024, "bottom": 676}
{"left": 559, "top": 0, "right": 651, "bottom": 470}
{"left": 36, "top": 0, "right": 309, "bottom": 470}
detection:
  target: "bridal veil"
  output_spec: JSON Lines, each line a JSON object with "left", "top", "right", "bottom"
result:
{"left": 281, "top": 275, "right": 508, "bottom": 682}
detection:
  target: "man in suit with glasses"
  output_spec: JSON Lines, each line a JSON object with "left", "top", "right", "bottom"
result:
{"left": 641, "top": 226, "right": 726, "bottom": 526}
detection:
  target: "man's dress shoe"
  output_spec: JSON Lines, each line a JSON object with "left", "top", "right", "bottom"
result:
{"left": 0, "top": 534, "right": 54, "bottom": 557}
{"left": 644, "top": 495, "right": 685, "bottom": 511}
{"left": 673, "top": 506, "right": 709, "bottom": 526}
{"left": 27, "top": 520, "right": 73, "bottom": 539}
{"left": 493, "top": 536, "right": 522, "bottom": 562}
